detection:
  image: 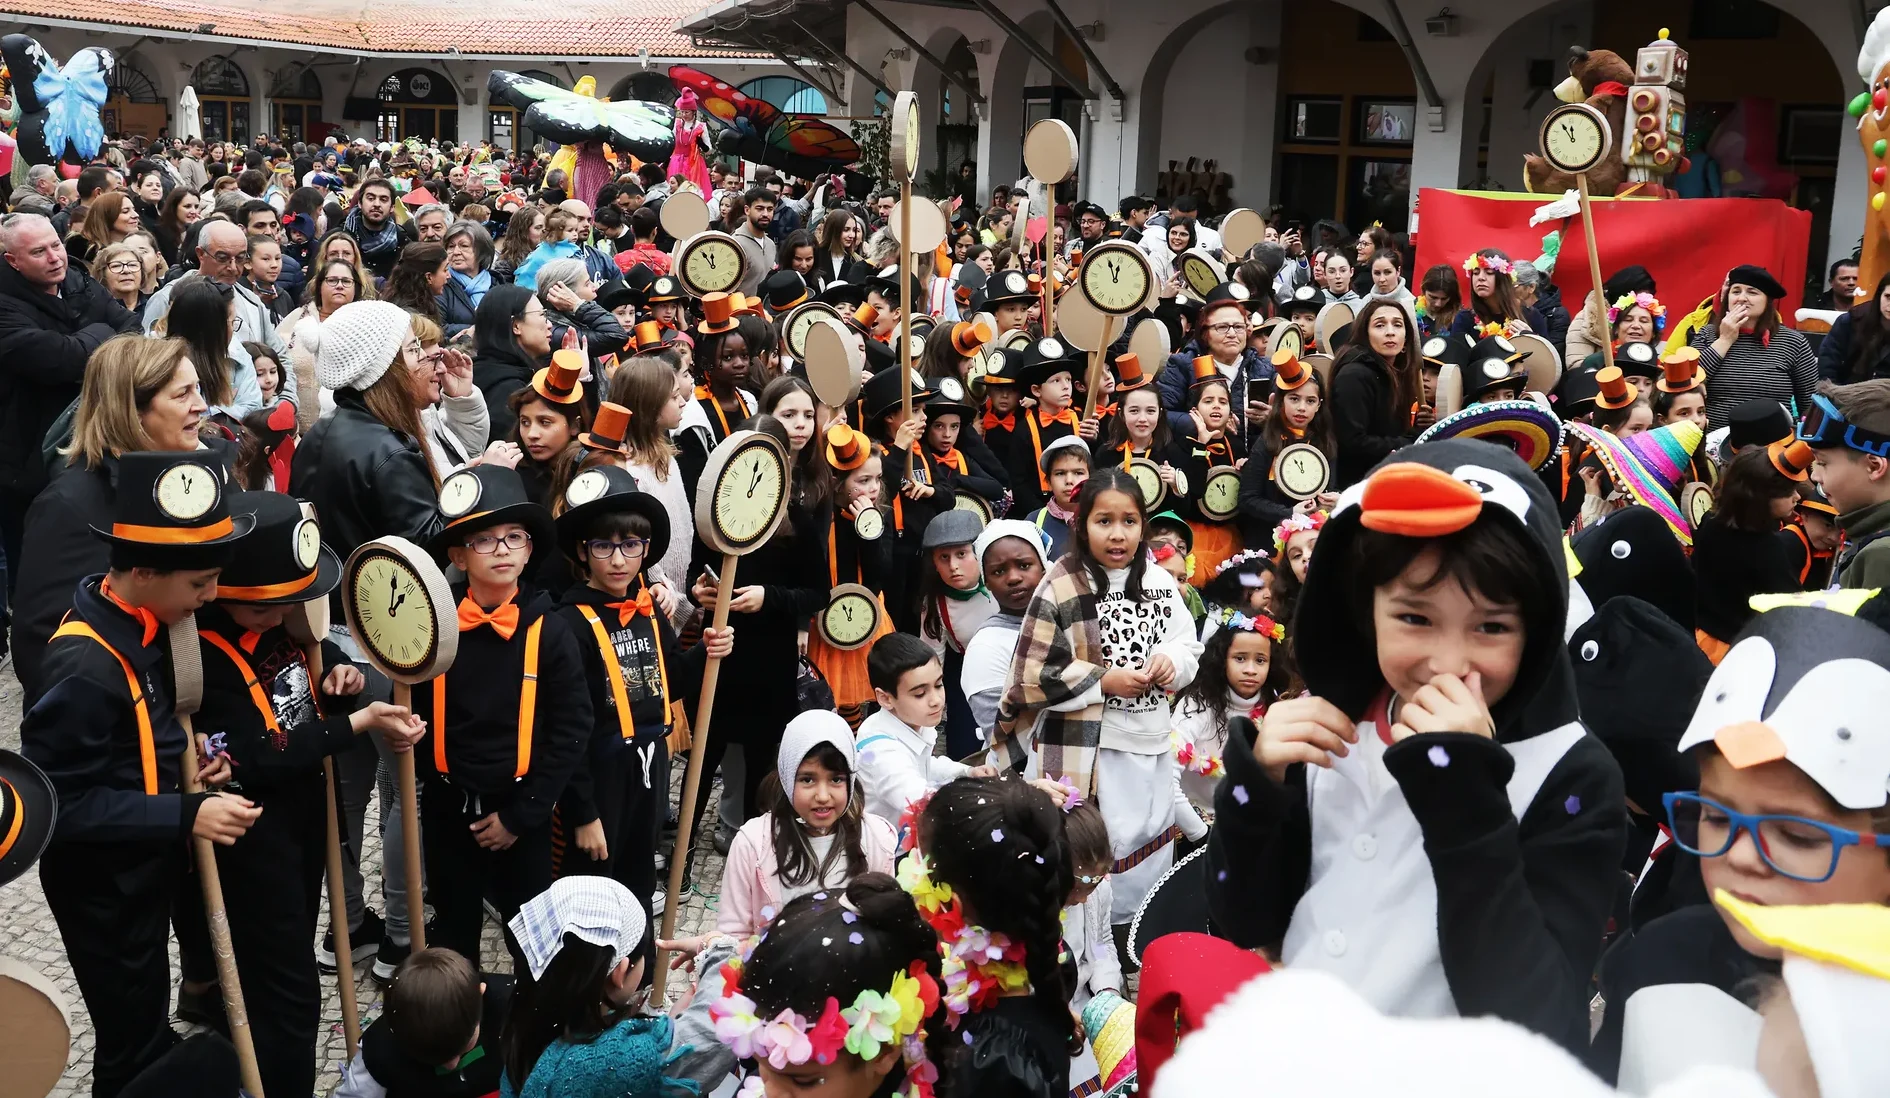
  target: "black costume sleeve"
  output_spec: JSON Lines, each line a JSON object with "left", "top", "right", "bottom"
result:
{"left": 1385, "top": 731, "right": 1628, "bottom": 1053}
{"left": 659, "top": 610, "right": 711, "bottom": 722}
{"left": 762, "top": 507, "right": 837, "bottom": 630}
{"left": 958, "top": 430, "right": 1012, "bottom": 495}
{"left": 1204, "top": 725, "right": 1312, "bottom": 950}
{"left": 951, "top": 452, "right": 1007, "bottom": 505}
{"left": 23, "top": 677, "right": 203, "bottom": 843}
{"left": 500, "top": 614, "right": 595, "bottom": 835}
{"left": 1235, "top": 438, "right": 1297, "bottom": 547}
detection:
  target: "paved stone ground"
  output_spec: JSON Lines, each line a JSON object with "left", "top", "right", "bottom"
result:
{"left": 0, "top": 661, "right": 729, "bottom": 1098}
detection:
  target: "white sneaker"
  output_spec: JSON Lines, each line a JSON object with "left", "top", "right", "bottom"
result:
{"left": 649, "top": 888, "right": 667, "bottom": 916}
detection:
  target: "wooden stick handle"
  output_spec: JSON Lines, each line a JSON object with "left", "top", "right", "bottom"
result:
{"left": 322, "top": 757, "right": 362, "bottom": 1057}
{"left": 1082, "top": 314, "right": 1117, "bottom": 420}
{"left": 1576, "top": 173, "right": 1616, "bottom": 374}
{"left": 900, "top": 179, "right": 915, "bottom": 482}
{"left": 180, "top": 718, "right": 266, "bottom": 1098}
{"left": 392, "top": 681, "right": 426, "bottom": 953}
{"left": 652, "top": 551, "right": 739, "bottom": 1001}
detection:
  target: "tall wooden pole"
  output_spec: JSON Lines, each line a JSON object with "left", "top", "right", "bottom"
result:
{"left": 391, "top": 682, "right": 426, "bottom": 953}
{"left": 899, "top": 178, "right": 916, "bottom": 480}
{"left": 300, "top": 640, "right": 361, "bottom": 1058}
{"left": 653, "top": 552, "right": 739, "bottom": 1001}
{"left": 1082, "top": 314, "right": 1117, "bottom": 420}
{"left": 1576, "top": 172, "right": 1617, "bottom": 374}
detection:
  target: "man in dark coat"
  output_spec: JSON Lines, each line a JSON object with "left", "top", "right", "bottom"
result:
{"left": 0, "top": 213, "right": 141, "bottom": 598}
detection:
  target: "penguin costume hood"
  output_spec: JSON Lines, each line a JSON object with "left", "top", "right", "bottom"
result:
{"left": 1573, "top": 505, "right": 1697, "bottom": 632}
{"left": 1293, "top": 437, "right": 1578, "bottom": 741}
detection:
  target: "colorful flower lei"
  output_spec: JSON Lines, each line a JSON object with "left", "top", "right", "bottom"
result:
{"left": 1271, "top": 510, "right": 1328, "bottom": 556}
{"left": 896, "top": 852, "right": 1029, "bottom": 1022}
{"left": 1475, "top": 320, "right": 1507, "bottom": 338}
{"left": 1607, "top": 292, "right": 1667, "bottom": 331}
{"left": 1170, "top": 728, "right": 1225, "bottom": 779}
{"left": 1462, "top": 253, "right": 1513, "bottom": 275}
{"left": 1213, "top": 606, "right": 1285, "bottom": 641}
{"left": 712, "top": 937, "right": 944, "bottom": 1098}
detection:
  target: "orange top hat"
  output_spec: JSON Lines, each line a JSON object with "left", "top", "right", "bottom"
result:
{"left": 579, "top": 401, "right": 633, "bottom": 455}
{"left": 1190, "top": 355, "right": 1222, "bottom": 387}
{"left": 634, "top": 320, "right": 668, "bottom": 353}
{"left": 849, "top": 301, "right": 880, "bottom": 334}
{"left": 731, "top": 293, "right": 765, "bottom": 317}
{"left": 696, "top": 292, "right": 739, "bottom": 335}
{"left": 1656, "top": 347, "right": 1704, "bottom": 394}
{"left": 1595, "top": 365, "right": 1639, "bottom": 410}
{"left": 951, "top": 318, "right": 995, "bottom": 358}
{"left": 531, "top": 349, "right": 585, "bottom": 405}
{"left": 1115, "top": 352, "right": 1151, "bottom": 391}
{"left": 1271, "top": 349, "right": 1311, "bottom": 392}
{"left": 824, "top": 422, "right": 872, "bottom": 471}
{"left": 1769, "top": 438, "right": 1814, "bottom": 481}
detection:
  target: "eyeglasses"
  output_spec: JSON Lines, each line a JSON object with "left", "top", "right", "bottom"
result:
{"left": 1798, "top": 393, "right": 1890, "bottom": 457}
{"left": 322, "top": 276, "right": 355, "bottom": 288}
{"left": 205, "top": 250, "right": 242, "bottom": 265}
{"left": 586, "top": 537, "right": 650, "bottom": 560}
{"left": 106, "top": 260, "right": 142, "bottom": 273}
{"left": 1663, "top": 791, "right": 1890, "bottom": 883}
{"left": 464, "top": 530, "right": 532, "bottom": 554}
{"left": 1204, "top": 323, "right": 1246, "bottom": 336}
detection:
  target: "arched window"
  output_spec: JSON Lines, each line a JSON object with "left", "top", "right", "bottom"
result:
{"left": 270, "top": 65, "right": 324, "bottom": 143}
{"left": 191, "top": 56, "right": 252, "bottom": 145}
{"left": 738, "top": 76, "right": 826, "bottom": 114}
{"left": 103, "top": 59, "right": 164, "bottom": 142}
{"left": 609, "top": 71, "right": 675, "bottom": 106}
{"left": 377, "top": 67, "right": 457, "bottom": 143}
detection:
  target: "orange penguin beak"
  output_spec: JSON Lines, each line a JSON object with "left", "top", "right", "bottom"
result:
{"left": 1359, "top": 463, "right": 1484, "bottom": 537}
{"left": 1714, "top": 721, "right": 1790, "bottom": 770}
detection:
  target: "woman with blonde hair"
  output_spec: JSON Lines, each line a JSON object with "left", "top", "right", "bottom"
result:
{"left": 67, "top": 191, "right": 139, "bottom": 264}
{"left": 10, "top": 335, "right": 214, "bottom": 702}
{"left": 310, "top": 233, "right": 377, "bottom": 301}
{"left": 606, "top": 357, "right": 693, "bottom": 602}
{"left": 89, "top": 243, "right": 149, "bottom": 316}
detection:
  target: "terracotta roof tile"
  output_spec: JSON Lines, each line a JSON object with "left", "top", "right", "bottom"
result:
{"left": 0, "top": 0, "right": 754, "bottom": 57}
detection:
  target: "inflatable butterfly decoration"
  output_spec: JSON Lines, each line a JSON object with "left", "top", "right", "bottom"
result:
{"left": 1, "top": 35, "right": 112, "bottom": 165}
{"left": 487, "top": 70, "right": 675, "bottom": 163}
{"left": 667, "top": 65, "right": 860, "bottom": 178}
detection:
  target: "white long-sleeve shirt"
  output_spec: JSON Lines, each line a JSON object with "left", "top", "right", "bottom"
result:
{"left": 1063, "top": 878, "right": 1123, "bottom": 1010}
{"left": 854, "top": 708, "right": 972, "bottom": 826}
{"left": 1172, "top": 687, "right": 1263, "bottom": 811}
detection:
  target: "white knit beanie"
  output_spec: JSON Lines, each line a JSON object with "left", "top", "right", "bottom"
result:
{"left": 295, "top": 300, "right": 412, "bottom": 392}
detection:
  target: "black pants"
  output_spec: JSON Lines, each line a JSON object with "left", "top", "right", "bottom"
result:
{"left": 40, "top": 841, "right": 185, "bottom": 1098}
{"left": 216, "top": 775, "right": 327, "bottom": 1098}
{"left": 562, "top": 740, "right": 666, "bottom": 960}
{"left": 422, "top": 776, "right": 553, "bottom": 968}
{"left": 942, "top": 647, "right": 979, "bottom": 760}
{"left": 0, "top": 484, "right": 27, "bottom": 603}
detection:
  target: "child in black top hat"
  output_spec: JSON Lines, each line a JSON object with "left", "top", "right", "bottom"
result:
{"left": 22, "top": 451, "right": 262, "bottom": 1098}
{"left": 976, "top": 346, "right": 1025, "bottom": 468}
{"left": 1007, "top": 337, "right": 1083, "bottom": 514}
{"left": 415, "top": 463, "right": 593, "bottom": 967}
{"left": 922, "top": 378, "right": 1006, "bottom": 511}
{"left": 1238, "top": 350, "right": 1338, "bottom": 547}
{"left": 193, "top": 490, "right": 428, "bottom": 1098}
{"left": 551, "top": 466, "right": 726, "bottom": 930}
{"left": 859, "top": 367, "right": 959, "bottom": 633}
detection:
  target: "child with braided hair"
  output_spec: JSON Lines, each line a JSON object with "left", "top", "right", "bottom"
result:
{"left": 903, "top": 775, "right": 1081, "bottom": 1098}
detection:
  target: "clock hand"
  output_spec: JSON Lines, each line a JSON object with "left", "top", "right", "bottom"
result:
{"left": 747, "top": 464, "right": 763, "bottom": 496}
{"left": 392, "top": 589, "right": 408, "bottom": 614}
{"left": 387, "top": 570, "right": 398, "bottom": 614}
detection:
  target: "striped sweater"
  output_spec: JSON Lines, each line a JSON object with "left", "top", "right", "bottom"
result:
{"left": 1691, "top": 325, "right": 1816, "bottom": 427}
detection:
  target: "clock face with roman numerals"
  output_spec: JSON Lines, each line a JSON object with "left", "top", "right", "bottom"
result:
{"left": 820, "top": 584, "right": 882, "bottom": 649}
{"left": 695, "top": 431, "right": 790, "bottom": 556}
{"left": 679, "top": 233, "right": 745, "bottom": 296}
{"left": 1079, "top": 242, "right": 1153, "bottom": 315}
{"left": 1539, "top": 103, "right": 1612, "bottom": 175}
{"left": 349, "top": 553, "right": 435, "bottom": 673}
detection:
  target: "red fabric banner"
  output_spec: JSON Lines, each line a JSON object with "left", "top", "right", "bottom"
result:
{"left": 1411, "top": 188, "right": 1813, "bottom": 321}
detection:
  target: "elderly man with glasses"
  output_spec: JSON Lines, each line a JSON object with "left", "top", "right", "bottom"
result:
{"left": 141, "top": 217, "right": 296, "bottom": 413}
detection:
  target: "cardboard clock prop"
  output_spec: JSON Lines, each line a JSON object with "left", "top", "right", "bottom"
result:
{"left": 1177, "top": 248, "right": 1222, "bottom": 301}
{"left": 1128, "top": 457, "right": 1169, "bottom": 512}
{"left": 0, "top": 956, "right": 70, "bottom": 1098}
{"left": 1076, "top": 241, "right": 1154, "bottom": 417}
{"left": 676, "top": 231, "right": 747, "bottom": 297}
{"left": 1682, "top": 482, "right": 1715, "bottom": 528}
{"left": 1271, "top": 442, "right": 1332, "bottom": 502}
{"left": 1130, "top": 317, "right": 1172, "bottom": 367}
{"left": 953, "top": 492, "right": 993, "bottom": 524}
{"left": 1540, "top": 102, "right": 1613, "bottom": 175}
{"left": 854, "top": 504, "right": 886, "bottom": 542}
{"left": 783, "top": 301, "right": 841, "bottom": 363}
{"left": 659, "top": 190, "right": 711, "bottom": 240}
{"left": 1198, "top": 467, "right": 1243, "bottom": 521}
{"left": 1220, "top": 207, "right": 1265, "bottom": 255}
{"left": 802, "top": 313, "right": 864, "bottom": 406}
{"left": 818, "top": 583, "right": 883, "bottom": 651}
{"left": 890, "top": 90, "right": 922, "bottom": 181}
{"left": 343, "top": 537, "right": 459, "bottom": 684}
{"left": 1023, "top": 118, "right": 1079, "bottom": 184}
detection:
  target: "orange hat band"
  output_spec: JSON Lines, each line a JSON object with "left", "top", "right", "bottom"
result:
{"left": 113, "top": 516, "right": 235, "bottom": 544}
{"left": 216, "top": 570, "right": 318, "bottom": 601}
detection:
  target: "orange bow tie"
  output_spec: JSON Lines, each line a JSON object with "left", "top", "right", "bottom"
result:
{"left": 936, "top": 447, "right": 966, "bottom": 473}
{"left": 1038, "top": 407, "right": 1076, "bottom": 429}
{"left": 458, "top": 595, "right": 521, "bottom": 640}
{"left": 1095, "top": 402, "right": 1119, "bottom": 419}
{"left": 983, "top": 410, "right": 1015, "bottom": 433}
{"left": 100, "top": 576, "right": 159, "bottom": 647}
{"left": 605, "top": 588, "right": 654, "bottom": 626}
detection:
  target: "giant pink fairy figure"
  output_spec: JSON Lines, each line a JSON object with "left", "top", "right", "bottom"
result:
{"left": 669, "top": 88, "right": 711, "bottom": 196}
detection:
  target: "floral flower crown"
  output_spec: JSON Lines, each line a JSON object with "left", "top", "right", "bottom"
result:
{"left": 1210, "top": 548, "right": 1272, "bottom": 581}
{"left": 1607, "top": 292, "right": 1667, "bottom": 331}
{"left": 1462, "top": 253, "right": 1513, "bottom": 275}
{"left": 1214, "top": 606, "right": 1285, "bottom": 641}
{"left": 1271, "top": 510, "right": 1328, "bottom": 555}
{"left": 712, "top": 910, "right": 943, "bottom": 1098}
{"left": 896, "top": 853, "right": 1031, "bottom": 1019}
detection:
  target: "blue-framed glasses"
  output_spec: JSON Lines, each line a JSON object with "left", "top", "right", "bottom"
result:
{"left": 1663, "top": 791, "right": 1890, "bottom": 883}
{"left": 1798, "top": 393, "right": 1890, "bottom": 457}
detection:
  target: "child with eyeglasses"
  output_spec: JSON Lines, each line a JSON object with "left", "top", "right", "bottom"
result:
{"left": 1587, "top": 593, "right": 1890, "bottom": 1083}
{"left": 550, "top": 465, "right": 729, "bottom": 934}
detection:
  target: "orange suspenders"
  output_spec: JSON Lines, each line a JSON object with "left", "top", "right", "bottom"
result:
{"left": 431, "top": 618, "right": 543, "bottom": 779}
{"left": 574, "top": 603, "right": 671, "bottom": 742}
{"left": 51, "top": 620, "right": 158, "bottom": 795}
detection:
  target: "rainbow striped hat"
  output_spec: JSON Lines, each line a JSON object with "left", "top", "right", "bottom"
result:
{"left": 1415, "top": 399, "right": 1565, "bottom": 471}
{"left": 1568, "top": 419, "right": 1704, "bottom": 546}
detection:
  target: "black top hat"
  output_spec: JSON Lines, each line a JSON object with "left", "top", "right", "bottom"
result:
{"left": 429, "top": 464, "right": 557, "bottom": 560}
{"left": 1014, "top": 336, "right": 1083, "bottom": 389}
{"left": 596, "top": 278, "right": 641, "bottom": 314}
{"left": 861, "top": 367, "right": 927, "bottom": 421}
{"left": 1200, "top": 282, "right": 1249, "bottom": 314}
{"left": 981, "top": 346, "right": 1023, "bottom": 389}
{"left": 91, "top": 451, "right": 257, "bottom": 557}
{"left": 868, "top": 266, "right": 923, "bottom": 308}
{"left": 217, "top": 491, "right": 342, "bottom": 605}
{"left": 645, "top": 275, "right": 685, "bottom": 304}
{"left": 1281, "top": 284, "right": 1326, "bottom": 316}
{"left": 555, "top": 464, "right": 673, "bottom": 566}
{"left": 1420, "top": 332, "right": 1471, "bottom": 370}
{"left": 922, "top": 376, "right": 977, "bottom": 421}
{"left": 0, "top": 749, "right": 55, "bottom": 888}
{"left": 760, "top": 269, "right": 811, "bottom": 316}
{"left": 1551, "top": 358, "right": 1604, "bottom": 416}
{"left": 620, "top": 262, "right": 657, "bottom": 298}
{"left": 860, "top": 336, "right": 896, "bottom": 374}
{"left": 1464, "top": 335, "right": 1527, "bottom": 399}
{"left": 984, "top": 269, "right": 1036, "bottom": 308}
{"left": 814, "top": 280, "right": 869, "bottom": 309}
{"left": 1726, "top": 398, "right": 1794, "bottom": 451}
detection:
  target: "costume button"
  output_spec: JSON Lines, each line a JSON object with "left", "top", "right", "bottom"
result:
{"left": 1324, "top": 930, "right": 1347, "bottom": 957}
{"left": 1352, "top": 834, "right": 1377, "bottom": 860}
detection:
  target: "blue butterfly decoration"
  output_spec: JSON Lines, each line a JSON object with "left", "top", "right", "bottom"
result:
{"left": 26, "top": 41, "right": 112, "bottom": 162}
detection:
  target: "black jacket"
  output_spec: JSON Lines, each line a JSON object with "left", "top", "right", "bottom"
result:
{"left": 21, "top": 575, "right": 209, "bottom": 844}
{"left": 0, "top": 263, "right": 141, "bottom": 496}
{"left": 415, "top": 584, "right": 591, "bottom": 834}
{"left": 473, "top": 346, "right": 543, "bottom": 442}
{"left": 547, "top": 301, "right": 629, "bottom": 365}
{"left": 194, "top": 606, "right": 363, "bottom": 798}
{"left": 1208, "top": 440, "right": 1627, "bottom": 1055}
{"left": 1158, "top": 343, "right": 1273, "bottom": 449}
{"left": 1815, "top": 307, "right": 1890, "bottom": 382}
{"left": 1236, "top": 432, "right": 1331, "bottom": 547}
{"left": 1328, "top": 345, "right": 1414, "bottom": 488}
{"left": 11, "top": 445, "right": 235, "bottom": 705}
{"left": 555, "top": 580, "right": 708, "bottom": 827}
{"left": 1689, "top": 515, "right": 1801, "bottom": 643}
{"left": 437, "top": 278, "right": 478, "bottom": 340}
{"left": 288, "top": 389, "right": 444, "bottom": 603}
{"left": 1532, "top": 283, "right": 1573, "bottom": 362}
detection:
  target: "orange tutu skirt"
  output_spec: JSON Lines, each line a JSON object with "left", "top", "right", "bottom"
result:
{"left": 1187, "top": 521, "right": 1240, "bottom": 587}
{"left": 808, "top": 592, "right": 895, "bottom": 729}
